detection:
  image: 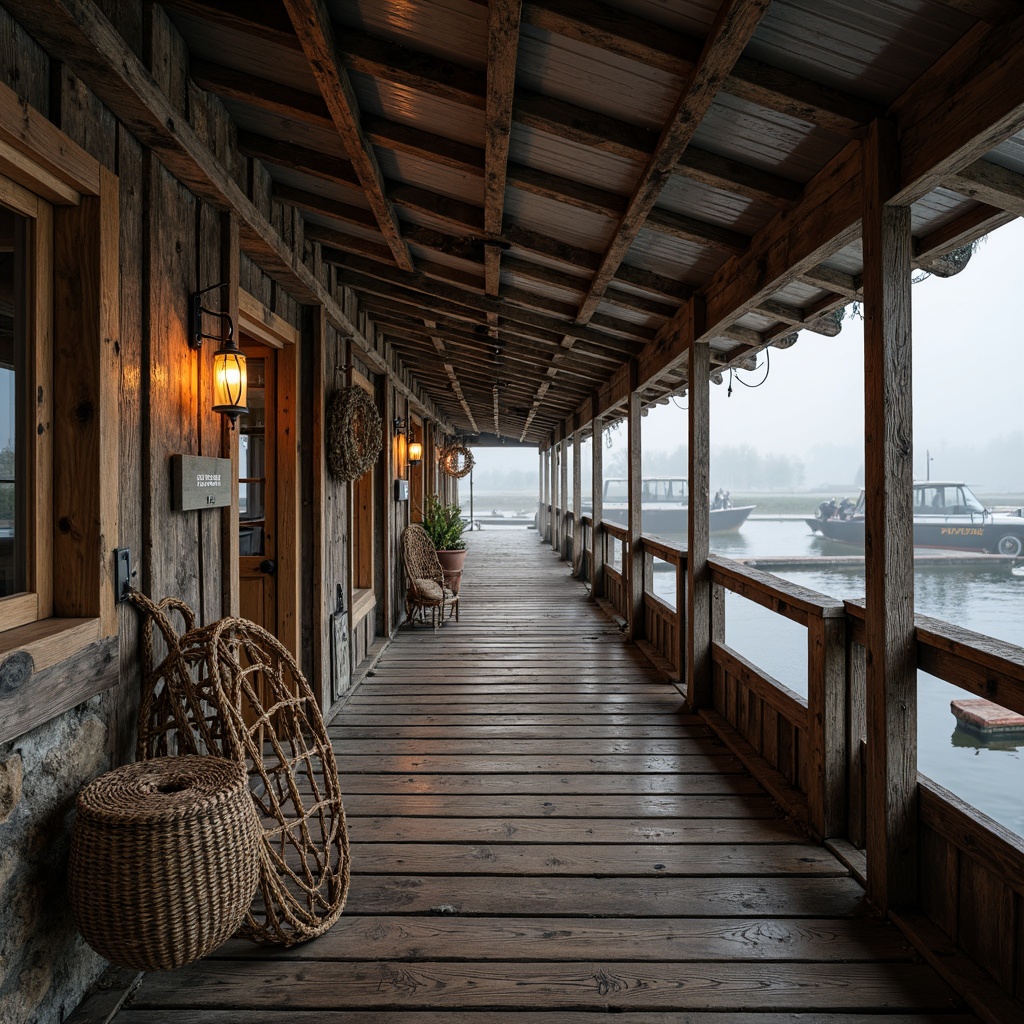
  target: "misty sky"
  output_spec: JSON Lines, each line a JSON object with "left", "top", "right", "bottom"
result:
{"left": 473, "top": 217, "right": 1024, "bottom": 489}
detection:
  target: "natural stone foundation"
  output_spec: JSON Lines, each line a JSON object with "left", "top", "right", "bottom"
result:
{"left": 0, "top": 701, "right": 111, "bottom": 1024}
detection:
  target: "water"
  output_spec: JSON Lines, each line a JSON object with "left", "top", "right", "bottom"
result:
{"left": 648, "top": 519, "right": 1024, "bottom": 838}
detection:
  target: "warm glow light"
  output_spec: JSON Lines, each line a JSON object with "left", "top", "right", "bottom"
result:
{"left": 408, "top": 441, "right": 423, "bottom": 465}
{"left": 212, "top": 343, "right": 248, "bottom": 427}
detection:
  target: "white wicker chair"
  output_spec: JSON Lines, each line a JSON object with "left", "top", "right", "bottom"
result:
{"left": 401, "top": 524, "right": 459, "bottom": 630}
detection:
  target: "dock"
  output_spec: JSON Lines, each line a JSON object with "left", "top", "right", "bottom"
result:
{"left": 116, "top": 531, "right": 978, "bottom": 1022}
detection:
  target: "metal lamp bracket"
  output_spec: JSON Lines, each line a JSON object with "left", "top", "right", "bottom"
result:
{"left": 189, "top": 282, "right": 233, "bottom": 350}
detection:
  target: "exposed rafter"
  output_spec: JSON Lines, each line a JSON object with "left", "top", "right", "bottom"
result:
{"left": 282, "top": 0, "right": 413, "bottom": 271}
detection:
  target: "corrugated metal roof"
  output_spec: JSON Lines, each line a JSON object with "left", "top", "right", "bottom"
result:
{"left": 160, "top": 0, "right": 1022, "bottom": 440}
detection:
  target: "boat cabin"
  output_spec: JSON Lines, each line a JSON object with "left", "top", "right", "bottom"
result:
{"left": 1, "top": 1, "right": 1024, "bottom": 1022}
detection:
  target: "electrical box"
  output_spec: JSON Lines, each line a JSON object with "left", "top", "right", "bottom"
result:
{"left": 394, "top": 479, "right": 409, "bottom": 502}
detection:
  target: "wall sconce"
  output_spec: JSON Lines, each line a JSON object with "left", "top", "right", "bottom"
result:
{"left": 190, "top": 284, "right": 248, "bottom": 428}
{"left": 408, "top": 440, "right": 423, "bottom": 465}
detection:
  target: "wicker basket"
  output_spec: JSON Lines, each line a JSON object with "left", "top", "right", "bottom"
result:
{"left": 69, "top": 756, "right": 261, "bottom": 971}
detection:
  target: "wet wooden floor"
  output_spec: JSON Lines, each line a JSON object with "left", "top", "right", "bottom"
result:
{"left": 118, "top": 530, "right": 978, "bottom": 1023}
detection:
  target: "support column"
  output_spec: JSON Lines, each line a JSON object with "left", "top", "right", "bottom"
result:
{"left": 862, "top": 119, "right": 917, "bottom": 914}
{"left": 686, "top": 301, "right": 711, "bottom": 709}
{"left": 540, "top": 450, "right": 548, "bottom": 544}
{"left": 549, "top": 440, "right": 558, "bottom": 552}
{"left": 560, "top": 430, "right": 569, "bottom": 561}
{"left": 591, "top": 415, "right": 604, "bottom": 600}
{"left": 572, "top": 427, "right": 582, "bottom": 577}
{"left": 627, "top": 365, "right": 644, "bottom": 641}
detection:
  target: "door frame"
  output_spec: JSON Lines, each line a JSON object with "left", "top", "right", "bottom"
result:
{"left": 238, "top": 290, "right": 300, "bottom": 660}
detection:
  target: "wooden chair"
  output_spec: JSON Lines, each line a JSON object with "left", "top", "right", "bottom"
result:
{"left": 400, "top": 524, "right": 459, "bottom": 630}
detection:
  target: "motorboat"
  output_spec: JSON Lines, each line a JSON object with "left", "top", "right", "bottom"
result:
{"left": 594, "top": 477, "right": 755, "bottom": 535}
{"left": 807, "top": 481, "right": 1024, "bottom": 556}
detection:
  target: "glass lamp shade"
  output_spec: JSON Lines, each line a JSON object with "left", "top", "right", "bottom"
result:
{"left": 212, "top": 342, "right": 248, "bottom": 426}
{"left": 408, "top": 440, "right": 423, "bottom": 464}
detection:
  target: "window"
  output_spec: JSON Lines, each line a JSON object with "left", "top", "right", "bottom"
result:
{"left": 0, "top": 180, "right": 51, "bottom": 633}
{"left": 0, "top": 94, "right": 119, "bottom": 746}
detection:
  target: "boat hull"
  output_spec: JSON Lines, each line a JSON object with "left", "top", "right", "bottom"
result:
{"left": 813, "top": 515, "right": 1024, "bottom": 554}
{"left": 601, "top": 504, "right": 755, "bottom": 535}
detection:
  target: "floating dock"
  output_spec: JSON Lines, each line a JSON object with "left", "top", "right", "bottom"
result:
{"left": 951, "top": 698, "right": 1024, "bottom": 738}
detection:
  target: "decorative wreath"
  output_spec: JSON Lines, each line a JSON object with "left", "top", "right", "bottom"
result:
{"left": 439, "top": 439, "right": 475, "bottom": 479}
{"left": 325, "top": 386, "right": 382, "bottom": 481}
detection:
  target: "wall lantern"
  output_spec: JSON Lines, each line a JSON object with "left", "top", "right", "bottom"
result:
{"left": 190, "top": 284, "right": 247, "bottom": 428}
{"left": 408, "top": 440, "right": 423, "bottom": 465}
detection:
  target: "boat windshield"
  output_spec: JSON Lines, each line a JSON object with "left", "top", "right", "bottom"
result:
{"left": 915, "top": 484, "right": 987, "bottom": 515}
{"left": 643, "top": 479, "right": 687, "bottom": 501}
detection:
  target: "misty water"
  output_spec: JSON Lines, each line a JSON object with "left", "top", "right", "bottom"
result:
{"left": 641, "top": 518, "right": 1024, "bottom": 839}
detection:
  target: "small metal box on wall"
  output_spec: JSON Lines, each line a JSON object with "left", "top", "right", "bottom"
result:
{"left": 171, "top": 455, "right": 233, "bottom": 511}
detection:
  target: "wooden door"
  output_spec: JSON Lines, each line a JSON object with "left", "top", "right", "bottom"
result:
{"left": 238, "top": 341, "right": 277, "bottom": 631}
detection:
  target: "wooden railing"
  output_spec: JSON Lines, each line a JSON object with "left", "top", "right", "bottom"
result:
{"left": 561, "top": 515, "right": 1024, "bottom": 1016}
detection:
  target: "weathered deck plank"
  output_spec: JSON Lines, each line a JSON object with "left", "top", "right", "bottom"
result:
{"left": 117, "top": 531, "right": 978, "bottom": 1023}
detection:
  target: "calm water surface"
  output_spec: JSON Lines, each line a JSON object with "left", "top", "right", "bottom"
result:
{"left": 647, "top": 519, "right": 1024, "bottom": 838}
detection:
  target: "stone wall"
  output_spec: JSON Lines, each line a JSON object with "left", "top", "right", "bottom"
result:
{"left": 0, "top": 700, "right": 110, "bottom": 1024}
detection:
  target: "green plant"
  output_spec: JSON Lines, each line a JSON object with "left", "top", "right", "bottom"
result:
{"left": 421, "top": 495, "right": 467, "bottom": 550}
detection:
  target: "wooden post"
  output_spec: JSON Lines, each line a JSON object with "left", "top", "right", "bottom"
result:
{"left": 549, "top": 439, "right": 558, "bottom": 552}
{"left": 540, "top": 450, "right": 548, "bottom": 544}
{"left": 572, "top": 426, "right": 582, "bottom": 577}
{"left": 862, "top": 118, "right": 917, "bottom": 914}
{"left": 627, "top": 364, "right": 644, "bottom": 641}
{"left": 686, "top": 301, "right": 711, "bottom": 709}
{"left": 560, "top": 429, "right": 569, "bottom": 561}
{"left": 807, "top": 613, "right": 847, "bottom": 838}
{"left": 591, "top": 415, "right": 604, "bottom": 601}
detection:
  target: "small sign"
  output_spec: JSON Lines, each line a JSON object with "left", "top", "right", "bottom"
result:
{"left": 171, "top": 455, "right": 233, "bottom": 511}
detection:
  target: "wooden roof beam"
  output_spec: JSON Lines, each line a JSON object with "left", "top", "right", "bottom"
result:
{"left": 360, "top": 299, "right": 626, "bottom": 369}
{"left": 330, "top": 257, "right": 644, "bottom": 354}
{"left": 281, "top": 0, "right": 413, "bottom": 271}
{"left": 359, "top": 300, "right": 627, "bottom": 371}
{"left": 1, "top": 0, "right": 450, "bottom": 426}
{"left": 484, "top": 1, "right": 523, "bottom": 297}
{"left": 198, "top": 58, "right": 796, "bottom": 235}
{"left": 800, "top": 266, "right": 862, "bottom": 299}
{"left": 623, "top": 11, "right": 1024, "bottom": 407}
{"left": 947, "top": 158, "right": 1024, "bottom": 217}
{"left": 574, "top": 0, "right": 771, "bottom": 325}
{"left": 520, "top": 0, "right": 879, "bottom": 137}
{"left": 913, "top": 205, "right": 1015, "bottom": 264}
{"left": 752, "top": 298, "right": 844, "bottom": 336}
{"left": 893, "top": 9, "right": 1024, "bottom": 204}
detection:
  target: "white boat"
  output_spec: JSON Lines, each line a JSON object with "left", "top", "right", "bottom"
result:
{"left": 590, "top": 478, "right": 755, "bottom": 535}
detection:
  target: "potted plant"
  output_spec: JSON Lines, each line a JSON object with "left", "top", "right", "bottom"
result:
{"left": 421, "top": 495, "right": 467, "bottom": 594}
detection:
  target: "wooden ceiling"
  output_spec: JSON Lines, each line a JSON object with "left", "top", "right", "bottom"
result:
{"left": 150, "top": 1, "right": 1024, "bottom": 441}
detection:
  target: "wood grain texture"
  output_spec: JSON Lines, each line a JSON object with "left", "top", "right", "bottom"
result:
{"left": 120, "top": 530, "right": 971, "bottom": 1023}
{"left": 861, "top": 119, "right": 917, "bottom": 915}
{"left": 686, "top": 327, "right": 710, "bottom": 708}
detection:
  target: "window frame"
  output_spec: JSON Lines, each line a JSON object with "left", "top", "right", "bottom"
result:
{"left": 0, "top": 173, "right": 53, "bottom": 634}
{"left": 0, "top": 84, "right": 119, "bottom": 746}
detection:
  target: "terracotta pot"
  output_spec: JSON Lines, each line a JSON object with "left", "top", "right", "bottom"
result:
{"left": 436, "top": 548, "right": 467, "bottom": 595}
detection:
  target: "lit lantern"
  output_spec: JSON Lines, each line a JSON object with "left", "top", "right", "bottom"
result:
{"left": 212, "top": 337, "right": 248, "bottom": 428}
{"left": 408, "top": 440, "right": 423, "bottom": 465}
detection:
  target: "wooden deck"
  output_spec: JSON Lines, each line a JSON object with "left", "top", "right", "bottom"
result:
{"left": 117, "top": 530, "right": 979, "bottom": 1023}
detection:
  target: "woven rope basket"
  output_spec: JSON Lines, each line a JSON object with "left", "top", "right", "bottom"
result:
{"left": 69, "top": 756, "right": 261, "bottom": 971}
{"left": 132, "top": 592, "right": 351, "bottom": 946}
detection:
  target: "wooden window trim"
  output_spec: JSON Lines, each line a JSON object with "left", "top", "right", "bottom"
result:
{"left": 349, "top": 369, "right": 376, "bottom": 603}
{"left": 350, "top": 588, "right": 376, "bottom": 626}
{"left": 0, "top": 86, "right": 118, "bottom": 745}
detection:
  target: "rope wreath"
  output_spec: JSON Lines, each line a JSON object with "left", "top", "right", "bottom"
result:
{"left": 325, "top": 386, "right": 382, "bottom": 481}
{"left": 439, "top": 439, "right": 475, "bottom": 479}
{"left": 130, "top": 591, "right": 350, "bottom": 946}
